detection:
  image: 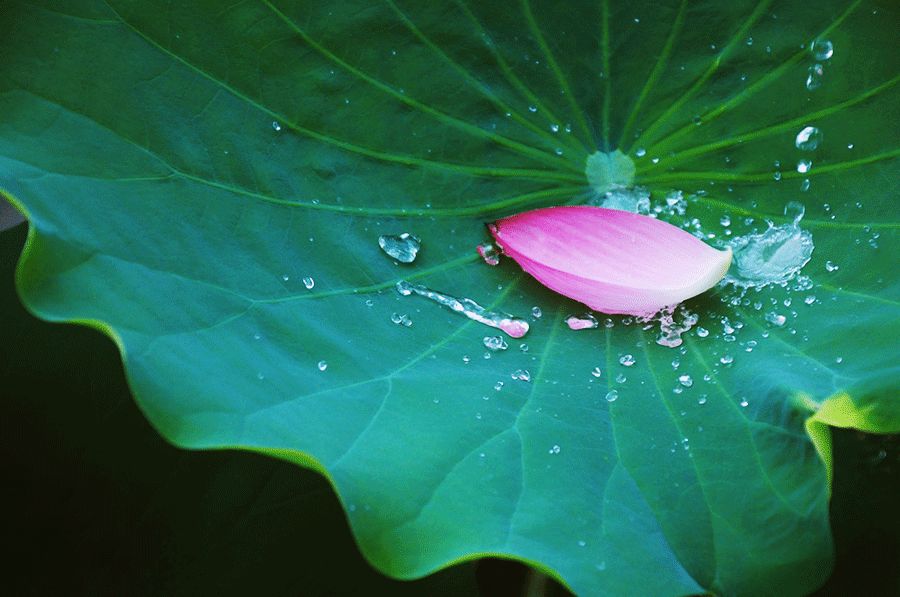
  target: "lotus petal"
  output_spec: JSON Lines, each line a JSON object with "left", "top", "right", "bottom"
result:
{"left": 489, "top": 206, "right": 732, "bottom": 316}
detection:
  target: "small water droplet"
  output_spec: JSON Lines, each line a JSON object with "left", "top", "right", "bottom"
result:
{"left": 800, "top": 178, "right": 811, "bottom": 192}
{"left": 806, "top": 64, "right": 824, "bottom": 90}
{"left": 566, "top": 313, "right": 599, "bottom": 330}
{"left": 379, "top": 232, "right": 421, "bottom": 263}
{"left": 548, "top": 444, "right": 561, "bottom": 454}
{"left": 281, "top": 274, "right": 290, "bottom": 282}
{"left": 635, "top": 147, "right": 646, "bottom": 157}
{"left": 810, "top": 39, "right": 833, "bottom": 61}
{"left": 511, "top": 369, "right": 532, "bottom": 382}
{"left": 720, "top": 215, "right": 731, "bottom": 227}
{"left": 550, "top": 123, "right": 560, "bottom": 133}
{"left": 272, "top": 121, "right": 282, "bottom": 132}
{"left": 796, "top": 159, "right": 812, "bottom": 174}
{"left": 528, "top": 105, "right": 538, "bottom": 113}
{"left": 720, "top": 354, "right": 734, "bottom": 365}
{"left": 520, "top": 343, "right": 530, "bottom": 352}
{"left": 804, "top": 295, "right": 816, "bottom": 305}
{"left": 615, "top": 373, "right": 627, "bottom": 383}
{"left": 739, "top": 398, "right": 749, "bottom": 407}
{"left": 390, "top": 312, "right": 413, "bottom": 327}
{"left": 476, "top": 242, "right": 501, "bottom": 266}
{"left": 302, "top": 276, "right": 315, "bottom": 290}
{"left": 619, "top": 354, "right": 636, "bottom": 367}
{"left": 591, "top": 367, "right": 602, "bottom": 378}
{"left": 483, "top": 336, "right": 509, "bottom": 351}
{"left": 678, "top": 374, "right": 693, "bottom": 388}
{"left": 765, "top": 311, "right": 786, "bottom": 326}
{"left": 317, "top": 360, "right": 328, "bottom": 371}
{"left": 698, "top": 395, "right": 708, "bottom": 405}
{"left": 696, "top": 327, "right": 709, "bottom": 338}
{"left": 531, "top": 306, "right": 542, "bottom": 319}
{"left": 494, "top": 381, "right": 505, "bottom": 391}
{"left": 825, "top": 260, "right": 839, "bottom": 272}
{"left": 462, "top": 355, "right": 471, "bottom": 364}
{"left": 605, "top": 390, "right": 619, "bottom": 403}
{"left": 795, "top": 126, "right": 822, "bottom": 151}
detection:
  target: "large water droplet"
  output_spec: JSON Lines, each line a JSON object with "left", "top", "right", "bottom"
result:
{"left": 379, "top": 232, "right": 421, "bottom": 263}
{"left": 724, "top": 210, "right": 814, "bottom": 288}
{"left": 590, "top": 186, "right": 651, "bottom": 214}
{"left": 396, "top": 280, "right": 530, "bottom": 338}
{"left": 810, "top": 39, "right": 833, "bottom": 61}
{"left": 795, "top": 126, "right": 822, "bottom": 151}
{"left": 566, "top": 313, "right": 598, "bottom": 330}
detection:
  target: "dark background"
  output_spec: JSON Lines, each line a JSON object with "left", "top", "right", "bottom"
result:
{"left": 1, "top": 222, "right": 897, "bottom": 596}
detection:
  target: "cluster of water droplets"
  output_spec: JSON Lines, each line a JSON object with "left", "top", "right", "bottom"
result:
{"left": 805, "top": 39, "right": 833, "bottom": 91}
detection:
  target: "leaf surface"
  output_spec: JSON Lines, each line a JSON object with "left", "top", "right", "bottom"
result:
{"left": 1, "top": 1, "right": 898, "bottom": 594}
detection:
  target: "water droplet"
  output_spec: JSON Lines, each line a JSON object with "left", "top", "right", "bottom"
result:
{"left": 698, "top": 395, "right": 708, "bottom": 405}
{"left": 396, "top": 280, "right": 529, "bottom": 338}
{"left": 725, "top": 216, "right": 814, "bottom": 288}
{"left": 462, "top": 355, "right": 471, "bottom": 364}
{"left": 256, "top": 371, "right": 265, "bottom": 380}
{"left": 796, "top": 159, "right": 812, "bottom": 174}
{"left": 678, "top": 374, "right": 693, "bottom": 388}
{"left": 795, "top": 126, "right": 822, "bottom": 151}
{"left": 804, "top": 295, "right": 816, "bottom": 305}
{"left": 591, "top": 367, "right": 602, "bottom": 378}
{"left": 566, "top": 313, "right": 599, "bottom": 330}
{"left": 806, "top": 64, "right": 824, "bottom": 91}
{"left": 511, "top": 369, "right": 532, "bottom": 382}
{"left": 519, "top": 343, "right": 530, "bottom": 352}
{"left": 720, "top": 215, "right": 731, "bottom": 227}
{"left": 302, "top": 276, "right": 315, "bottom": 290}
{"left": 697, "top": 327, "right": 709, "bottom": 338}
{"left": 825, "top": 260, "right": 839, "bottom": 272}
{"left": 765, "top": 311, "right": 786, "bottom": 327}
{"left": 317, "top": 360, "right": 328, "bottom": 371}
{"left": 652, "top": 305, "right": 699, "bottom": 348}
{"left": 365, "top": 298, "right": 375, "bottom": 307}
{"left": 619, "top": 354, "right": 636, "bottom": 367}
{"left": 550, "top": 123, "right": 560, "bottom": 133}
{"left": 379, "top": 232, "right": 421, "bottom": 263}
{"left": 494, "top": 381, "right": 504, "bottom": 391}
{"left": 531, "top": 306, "right": 542, "bottom": 318}
{"left": 271, "top": 121, "right": 282, "bottom": 132}
{"left": 635, "top": 147, "right": 646, "bottom": 157}
{"left": 528, "top": 105, "right": 538, "bottom": 113}
{"left": 391, "top": 312, "right": 413, "bottom": 327}
{"left": 720, "top": 354, "right": 734, "bottom": 365}
{"left": 739, "top": 398, "right": 749, "bottom": 407}
{"left": 548, "top": 444, "right": 561, "bottom": 454}
{"left": 577, "top": 539, "right": 587, "bottom": 547}
{"left": 483, "top": 336, "right": 509, "bottom": 351}
{"left": 476, "top": 242, "right": 501, "bottom": 266}
{"left": 810, "top": 39, "right": 833, "bottom": 61}
{"left": 835, "top": 356, "right": 843, "bottom": 364}
{"left": 800, "top": 178, "right": 811, "bottom": 192}
{"left": 281, "top": 274, "right": 290, "bottom": 282}
{"left": 253, "top": 332, "right": 262, "bottom": 340}
{"left": 692, "top": 115, "right": 703, "bottom": 126}
{"left": 605, "top": 390, "right": 619, "bottom": 403}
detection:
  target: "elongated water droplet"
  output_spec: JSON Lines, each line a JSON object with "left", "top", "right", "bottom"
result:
{"left": 566, "top": 313, "right": 598, "bottom": 330}
{"left": 476, "top": 242, "right": 501, "bottom": 266}
{"left": 379, "top": 232, "right": 421, "bottom": 263}
{"left": 396, "top": 280, "right": 529, "bottom": 338}
{"left": 795, "top": 126, "right": 822, "bottom": 151}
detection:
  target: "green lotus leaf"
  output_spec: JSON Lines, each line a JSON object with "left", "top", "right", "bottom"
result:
{"left": 1, "top": 0, "right": 897, "bottom": 594}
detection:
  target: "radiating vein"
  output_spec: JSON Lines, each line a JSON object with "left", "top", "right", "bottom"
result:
{"left": 617, "top": 0, "right": 687, "bottom": 149}
{"left": 628, "top": 0, "right": 773, "bottom": 153}
{"left": 640, "top": 0, "right": 863, "bottom": 156}
{"left": 638, "top": 74, "right": 900, "bottom": 170}
{"left": 638, "top": 149, "right": 900, "bottom": 184}
{"left": 454, "top": 0, "right": 586, "bottom": 150}
{"left": 387, "top": 0, "right": 585, "bottom": 157}
{"left": 600, "top": 0, "right": 612, "bottom": 149}
{"left": 101, "top": 5, "right": 579, "bottom": 183}
{"left": 522, "top": 0, "right": 594, "bottom": 145}
{"left": 260, "top": 0, "right": 579, "bottom": 172}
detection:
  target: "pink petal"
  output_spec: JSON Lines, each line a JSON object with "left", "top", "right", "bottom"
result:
{"left": 489, "top": 206, "right": 732, "bottom": 316}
